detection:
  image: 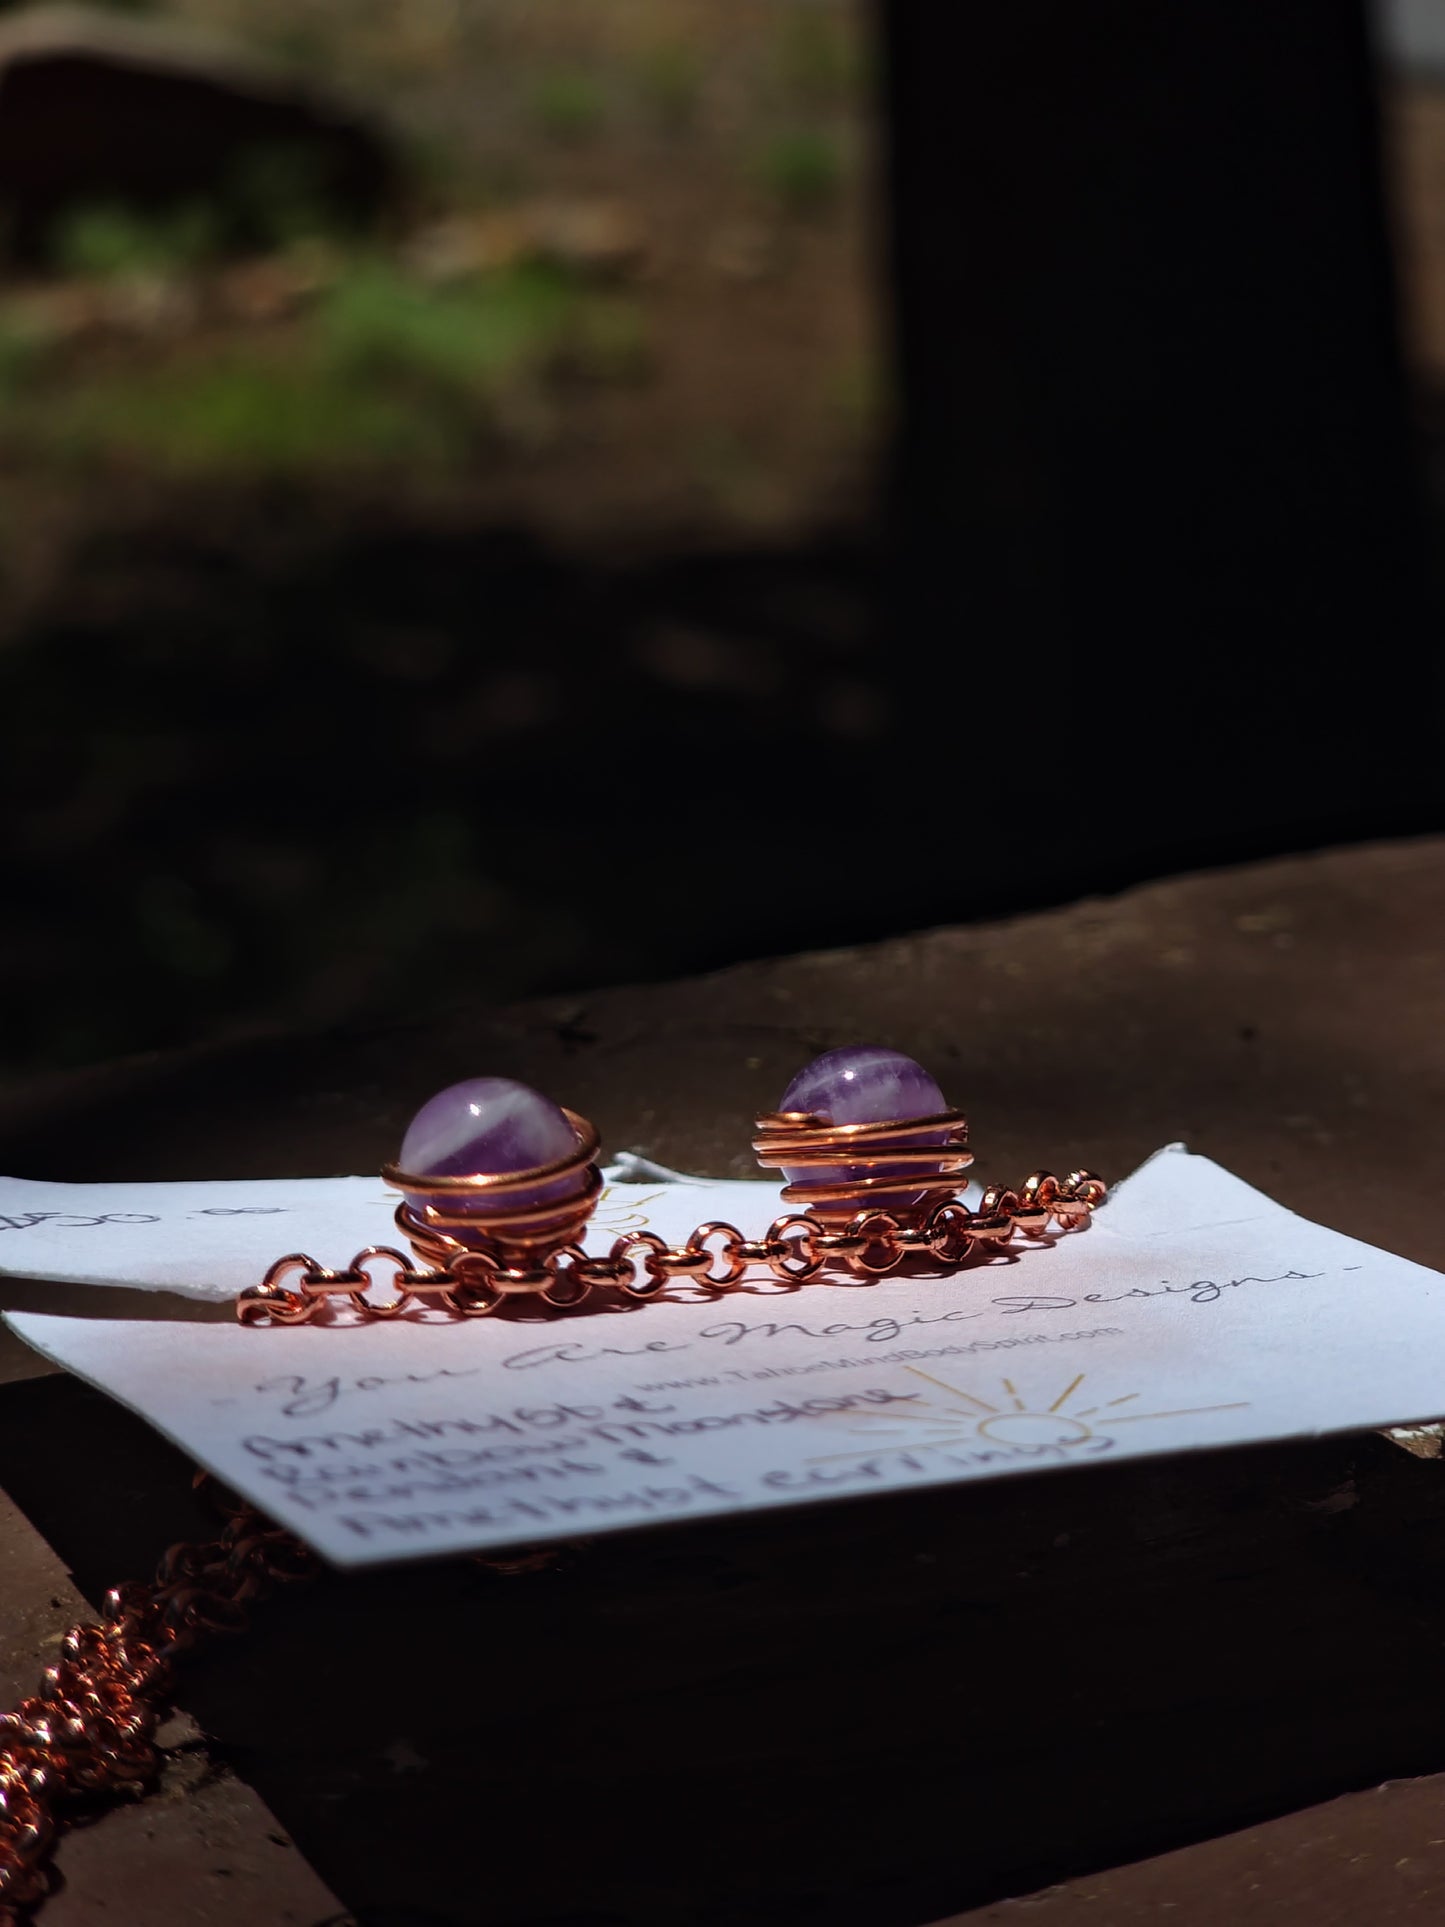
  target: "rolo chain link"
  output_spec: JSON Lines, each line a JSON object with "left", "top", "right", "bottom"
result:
{"left": 0, "top": 1494, "right": 316, "bottom": 1924}
{"left": 237, "top": 1168, "right": 1107, "bottom": 1326}
{"left": 2, "top": 1168, "right": 1106, "bottom": 1916}
{"left": 0, "top": 1485, "right": 563, "bottom": 1922}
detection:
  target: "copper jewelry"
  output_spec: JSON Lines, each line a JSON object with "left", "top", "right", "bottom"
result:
{"left": 236, "top": 1048, "right": 1106, "bottom": 1327}
{"left": 0, "top": 1480, "right": 542, "bottom": 1922}
{"left": 0, "top": 1048, "right": 1106, "bottom": 1917}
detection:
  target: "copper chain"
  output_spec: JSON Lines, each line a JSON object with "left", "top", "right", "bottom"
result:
{"left": 238, "top": 1168, "right": 1107, "bottom": 1325}
{"left": 0, "top": 1488, "right": 568, "bottom": 1921}
{"left": 0, "top": 1168, "right": 1105, "bottom": 1916}
{"left": 0, "top": 1493, "right": 316, "bottom": 1923}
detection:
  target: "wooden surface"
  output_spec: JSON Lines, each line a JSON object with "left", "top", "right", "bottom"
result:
{"left": 6, "top": 836, "right": 1445, "bottom": 1923}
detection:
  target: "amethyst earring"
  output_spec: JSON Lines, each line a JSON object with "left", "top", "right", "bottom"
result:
{"left": 240, "top": 1077, "right": 610, "bottom": 1324}
{"left": 753, "top": 1044, "right": 972, "bottom": 1219}
{"left": 751, "top": 1044, "right": 1101, "bottom": 1270}
{"left": 238, "top": 1049, "right": 1105, "bottom": 1325}
{"left": 383, "top": 1076, "right": 602, "bottom": 1269}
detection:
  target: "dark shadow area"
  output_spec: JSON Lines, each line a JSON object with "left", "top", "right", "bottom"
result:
{"left": 3, "top": 520, "right": 892, "bottom": 1071}
{"left": 5, "top": 504, "right": 1440, "bottom": 1084}
{"left": 8, "top": 5, "right": 1445, "bottom": 1920}
{"left": 2, "top": 0, "right": 1444, "bottom": 1083}
{"left": 5, "top": 1370, "right": 1445, "bottom": 1925}
{"left": 879, "top": 0, "right": 1444, "bottom": 928}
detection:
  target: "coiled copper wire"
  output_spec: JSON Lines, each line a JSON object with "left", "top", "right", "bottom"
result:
{"left": 752, "top": 1107, "right": 974, "bottom": 1222}
{"left": 381, "top": 1109, "right": 602, "bottom": 1268}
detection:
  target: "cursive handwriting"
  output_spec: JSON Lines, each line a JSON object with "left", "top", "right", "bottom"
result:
{"left": 0, "top": 1205, "right": 288, "bottom": 1232}
{"left": 502, "top": 1337, "right": 691, "bottom": 1372}
{"left": 511, "top": 1269, "right": 1328, "bottom": 1362}
{"left": 252, "top": 1366, "right": 488, "bottom": 1419}
{"left": 192, "top": 1207, "right": 288, "bottom": 1217}
{"left": 761, "top": 1432, "right": 1119, "bottom": 1492}
{"left": 238, "top": 1388, "right": 924, "bottom": 1522}
{"left": 696, "top": 1305, "right": 986, "bottom": 1349}
{"left": 337, "top": 1472, "right": 744, "bottom": 1542}
{"left": 242, "top": 1387, "right": 919, "bottom": 1466}
{"left": 1077, "top": 1270, "right": 1323, "bottom": 1306}
{"left": 0, "top": 1211, "right": 162, "bottom": 1231}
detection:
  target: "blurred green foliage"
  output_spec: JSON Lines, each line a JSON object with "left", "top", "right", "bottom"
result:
{"left": 52, "top": 202, "right": 222, "bottom": 277}
{"left": 773, "top": 9, "right": 862, "bottom": 103}
{"left": 0, "top": 0, "right": 876, "bottom": 1077}
{"left": 633, "top": 43, "right": 704, "bottom": 134}
{"left": 0, "top": 259, "right": 647, "bottom": 478}
{"left": 0, "top": 314, "right": 47, "bottom": 400}
{"left": 35, "top": 356, "right": 465, "bottom": 475}
{"left": 321, "top": 258, "right": 575, "bottom": 392}
{"left": 49, "top": 143, "right": 356, "bottom": 275}
{"left": 755, "top": 129, "right": 844, "bottom": 214}
{"left": 528, "top": 69, "right": 608, "bottom": 144}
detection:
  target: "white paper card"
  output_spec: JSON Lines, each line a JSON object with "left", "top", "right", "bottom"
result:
{"left": 8, "top": 1146, "right": 1445, "bottom": 1569}
{"left": 0, "top": 1162, "right": 706, "bottom": 1301}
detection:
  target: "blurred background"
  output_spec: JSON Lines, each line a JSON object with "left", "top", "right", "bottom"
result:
{"left": 2, "top": 0, "right": 1444, "bottom": 1084}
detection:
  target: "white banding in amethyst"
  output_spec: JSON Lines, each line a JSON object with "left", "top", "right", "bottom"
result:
{"left": 399, "top": 1076, "right": 585, "bottom": 1236}
{"left": 777, "top": 1045, "right": 952, "bottom": 1209}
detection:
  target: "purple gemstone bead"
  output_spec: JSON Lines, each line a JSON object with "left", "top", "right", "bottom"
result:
{"left": 777, "top": 1046, "right": 951, "bottom": 1208}
{"left": 400, "top": 1077, "right": 584, "bottom": 1235}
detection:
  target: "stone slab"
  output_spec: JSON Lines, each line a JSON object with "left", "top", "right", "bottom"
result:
{"left": 0, "top": 1482, "right": 346, "bottom": 1925}
{"left": 931, "top": 1774, "right": 1445, "bottom": 1925}
{"left": 5, "top": 836, "right": 1445, "bottom": 1922}
{"left": 4, "top": 836, "right": 1442, "bottom": 1266}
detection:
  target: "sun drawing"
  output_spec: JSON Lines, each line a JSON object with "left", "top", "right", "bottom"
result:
{"left": 808, "top": 1368, "right": 1249, "bottom": 1462}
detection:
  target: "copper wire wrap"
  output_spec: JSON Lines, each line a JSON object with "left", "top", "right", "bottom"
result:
{"left": 751, "top": 1106, "right": 974, "bottom": 1219}
{"left": 236, "top": 1095, "right": 1106, "bottom": 1325}
{"left": 381, "top": 1107, "right": 602, "bottom": 1269}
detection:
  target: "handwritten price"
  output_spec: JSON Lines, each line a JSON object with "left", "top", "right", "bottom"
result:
{"left": 0, "top": 1208, "right": 287, "bottom": 1231}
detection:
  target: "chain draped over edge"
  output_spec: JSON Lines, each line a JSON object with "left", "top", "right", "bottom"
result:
{"left": 2, "top": 1160, "right": 1107, "bottom": 1916}
{"left": 0, "top": 1491, "right": 315, "bottom": 1923}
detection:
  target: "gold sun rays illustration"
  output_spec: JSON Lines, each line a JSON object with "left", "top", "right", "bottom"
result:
{"left": 805, "top": 1367, "right": 1249, "bottom": 1463}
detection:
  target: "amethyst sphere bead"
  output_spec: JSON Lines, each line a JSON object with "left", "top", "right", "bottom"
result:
{"left": 398, "top": 1076, "right": 587, "bottom": 1240}
{"left": 776, "top": 1045, "right": 953, "bottom": 1209}
{"left": 779, "top": 1046, "right": 946, "bottom": 1129}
